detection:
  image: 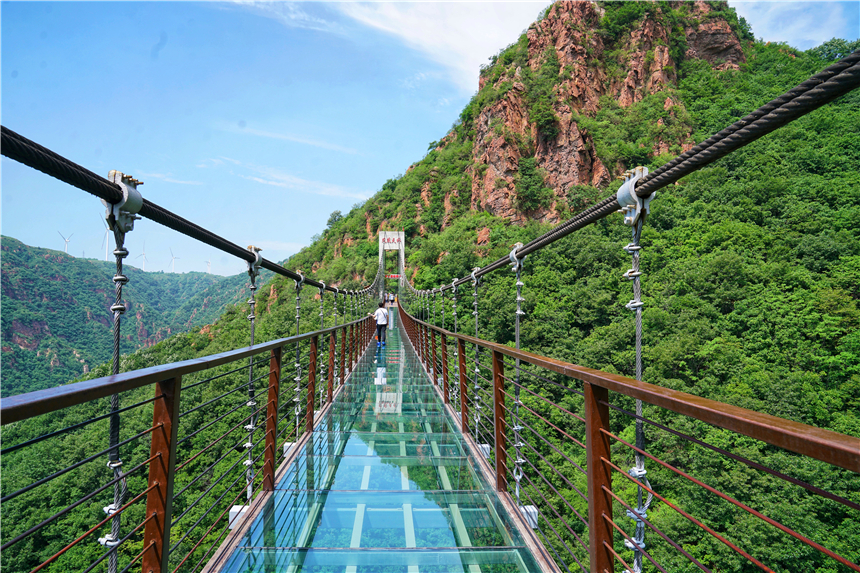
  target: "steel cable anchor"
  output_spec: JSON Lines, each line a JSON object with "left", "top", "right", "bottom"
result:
{"left": 617, "top": 166, "right": 656, "bottom": 573}
{"left": 509, "top": 243, "right": 535, "bottom": 526}
{"left": 100, "top": 171, "right": 143, "bottom": 573}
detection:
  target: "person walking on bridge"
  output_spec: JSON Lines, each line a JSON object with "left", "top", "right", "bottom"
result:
{"left": 370, "top": 301, "right": 389, "bottom": 347}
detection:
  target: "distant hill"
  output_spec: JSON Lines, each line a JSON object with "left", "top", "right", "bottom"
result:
{"left": 0, "top": 236, "right": 269, "bottom": 396}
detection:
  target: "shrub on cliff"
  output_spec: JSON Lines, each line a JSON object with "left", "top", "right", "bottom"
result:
{"left": 514, "top": 158, "right": 554, "bottom": 212}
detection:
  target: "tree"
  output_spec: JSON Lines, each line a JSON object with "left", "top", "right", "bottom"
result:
{"left": 808, "top": 38, "right": 860, "bottom": 61}
{"left": 326, "top": 210, "right": 343, "bottom": 228}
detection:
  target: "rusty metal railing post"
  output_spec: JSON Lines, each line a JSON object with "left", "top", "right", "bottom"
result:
{"left": 340, "top": 325, "right": 347, "bottom": 386}
{"left": 431, "top": 328, "right": 438, "bottom": 385}
{"left": 493, "top": 349, "right": 507, "bottom": 492}
{"left": 307, "top": 335, "right": 317, "bottom": 434}
{"left": 351, "top": 322, "right": 358, "bottom": 369}
{"left": 440, "top": 333, "right": 449, "bottom": 404}
{"left": 585, "top": 381, "right": 614, "bottom": 572}
{"left": 263, "top": 347, "right": 282, "bottom": 492}
{"left": 457, "top": 338, "right": 468, "bottom": 433}
{"left": 327, "top": 331, "right": 336, "bottom": 403}
{"left": 141, "top": 376, "right": 181, "bottom": 573}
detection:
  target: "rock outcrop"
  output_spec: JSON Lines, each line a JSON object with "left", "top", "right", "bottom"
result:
{"left": 465, "top": 0, "right": 743, "bottom": 224}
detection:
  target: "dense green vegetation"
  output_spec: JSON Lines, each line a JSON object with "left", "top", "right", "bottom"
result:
{"left": 1, "top": 236, "right": 270, "bottom": 396}
{"left": 293, "top": 29, "right": 860, "bottom": 573}
{"left": 2, "top": 2, "right": 858, "bottom": 571}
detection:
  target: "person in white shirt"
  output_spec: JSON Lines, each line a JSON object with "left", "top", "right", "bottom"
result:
{"left": 370, "top": 302, "right": 389, "bottom": 347}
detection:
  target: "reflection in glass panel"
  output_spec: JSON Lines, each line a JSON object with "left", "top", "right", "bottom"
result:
{"left": 220, "top": 311, "right": 541, "bottom": 573}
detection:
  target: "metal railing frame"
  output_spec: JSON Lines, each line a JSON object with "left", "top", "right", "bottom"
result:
{"left": 0, "top": 316, "right": 374, "bottom": 573}
{"left": 397, "top": 300, "right": 860, "bottom": 573}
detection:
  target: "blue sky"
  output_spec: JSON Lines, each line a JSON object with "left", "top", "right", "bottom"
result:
{"left": 2, "top": 1, "right": 858, "bottom": 276}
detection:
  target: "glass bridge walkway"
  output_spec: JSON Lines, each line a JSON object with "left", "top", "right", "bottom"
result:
{"left": 220, "top": 309, "right": 544, "bottom": 573}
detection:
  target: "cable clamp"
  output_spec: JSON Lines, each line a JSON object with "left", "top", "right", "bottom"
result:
{"left": 243, "top": 459, "right": 253, "bottom": 467}
{"left": 244, "top": 424, "right": 255, "bottom": 431}
{"left": 102, "top": 503, "right": 119, "bottom": 516}
{"left": 246, "top": 400, "right": 256, "bottom": 407}
{"left": 622, "top": 270, "right": 642, "bottom": 280}
{"left": 470, "top": 267, "right": 481, "bottom": 286}
{"left": 623, "top": 243, "right": 642, "bottom": 254}
{"left": 247, "top": 313, "right": 256, "bottom": 321}
{"left": 110, "top": 303, "right": 127, "bottom": 314}
{"left": 295, "top": 272, "right": 305, "bottom": 292}
{"left": 107, "top": 460, "right": 123, "bottom": 469}
{"left": 98, "top": 534, "right": 121, "bottom": 548}
{"left": 515, "top": 310, "right": 526, "bottom": 316}
{"left": 112, "top": 274, "right": 129, "bottom": 285}
{"left": 508, "top": 243, "right": 525, "bottom": 272}
{"left": 243, "top": 442, "right": 254, "bottom": 449}
{"left": 625, "top": 300, "right": 644, "bottom": 311}
{"left": 616, "top": 166, "right": 653, "bottom": 227}
{"left": 628, "top": 467, "right": 647, "bottom": 478}
{"left": 246, "top": 245, "right": 263, "bottom": 280}
{"left": 626, "top": 506, "right": 647, "bottom": 522}
{"left": 624, "top": 537, "right": 646, "bottom": 551}
{"left": 103, "top": 171, "right": 143, "bottom": 233}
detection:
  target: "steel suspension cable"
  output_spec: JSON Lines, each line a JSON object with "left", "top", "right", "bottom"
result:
{"left": 1, "top": 125, "right": 380, "bottom": 297}
{"left": 398, "top": 52, "right": 860, "bottom": 295}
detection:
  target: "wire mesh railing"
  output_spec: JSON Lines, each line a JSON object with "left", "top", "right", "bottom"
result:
{"left": 398, "top": 302, "right": 860, "bottom": 573}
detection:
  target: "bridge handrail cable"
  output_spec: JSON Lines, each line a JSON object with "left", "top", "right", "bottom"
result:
{"left": 0, "top": 125, "right": 379, "bottom": 297}
{"left": 407, "top": 50, "right": 860, "bottom": 291}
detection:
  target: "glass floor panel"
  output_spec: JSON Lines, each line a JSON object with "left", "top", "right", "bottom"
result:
{"left": 220, "top": 311, "right": 543, "bottom": 573}
{"left": 223, "top": 548, "right": 542, "bottom": 573}
{"left": 277, "top": 456, "right": 480, "bottom": 492}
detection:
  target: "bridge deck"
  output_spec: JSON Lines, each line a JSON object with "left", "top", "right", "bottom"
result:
{"left": 219, "top": 309, "right": 543, "bottom": 573}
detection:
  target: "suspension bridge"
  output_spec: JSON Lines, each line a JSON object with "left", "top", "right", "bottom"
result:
{"left": 2, "top": 50, "right": 860, "bottom": 573}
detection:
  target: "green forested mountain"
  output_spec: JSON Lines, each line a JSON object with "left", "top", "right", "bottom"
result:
{"left": 1, "top": 236, "right": 270, "bottom": 396}
{"left": 2, "top": 2, "right": 859, "bottom": 572}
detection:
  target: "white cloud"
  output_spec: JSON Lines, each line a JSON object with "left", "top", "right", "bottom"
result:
{"left": 400, "top": 72, "right": 430, "bottom": 89}
{"left": 231, "top": 125, "right": 359, "bottom": 154}
{"left": 236, "top": 162, "right": 371, "bottom": 200}
{"left": 222, "top": 1, "right": 344, "bottom": 34}
{"left": 334, "top": 2, "right": 551, "bottom": 95}
{"left": 137, "top": 171, "right": 204, "bottom": 185}
{"left": 730, "top": 1, "right": 859, "bottom": 50}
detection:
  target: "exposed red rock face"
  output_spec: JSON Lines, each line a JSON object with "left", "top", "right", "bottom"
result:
{"left": 528, "top": 1, "right": 607, "bottom": 115}
{"left": 611, "top": 17, "right": 677, "bottom": 107}
{"left": 442, "top": 190, "right": 457, "bottom": 228}
{"left": 685, "top": 18, "right": 746, "bottom": 70}
{"left": 11, "top": 319, "right": 50, "bottom": 350}
{"left": 267, "top": 284, "right": 278, "bottom": 313}
{"left": 465, "top": 0, "right": 743, "bottom": 225}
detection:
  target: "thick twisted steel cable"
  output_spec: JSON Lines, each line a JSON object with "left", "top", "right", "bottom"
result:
{"left": 638, "top": 62, "right": 860, "bottom": 195}
{"left": 426, "top": 54, "right": 860, "bottom": 293}
{"left": 635, "top": 49, "right": 860, "bottom": 196}
{"left": 2, "top": 125, "right": 380, "bottom": 295}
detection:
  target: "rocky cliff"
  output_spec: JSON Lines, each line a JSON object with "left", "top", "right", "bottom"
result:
{"left": 462, "top": 0, "right": 745, "bottom": 225}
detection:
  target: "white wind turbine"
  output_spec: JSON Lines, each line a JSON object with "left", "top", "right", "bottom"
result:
{"left": 100, "top": 217, "right": 110, "bottom": 261}
{"left": 169, "top": 248, "right": 180, "bottom": 273}
{"left": 206, "top": 259, "right": 211, "bottom": 274}
{"left": 58, "top": 231, "right": 73, "bottom": 253}
{"left": 137, "top": 241, "right": 148, "bottom": 271}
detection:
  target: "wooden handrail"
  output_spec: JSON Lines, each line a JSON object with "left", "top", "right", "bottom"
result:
{"left": 401, "top": 305, "right": 860, "bottom": 474}
{"left": 1, "top": 317, "right": 370, "bottom": 426}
